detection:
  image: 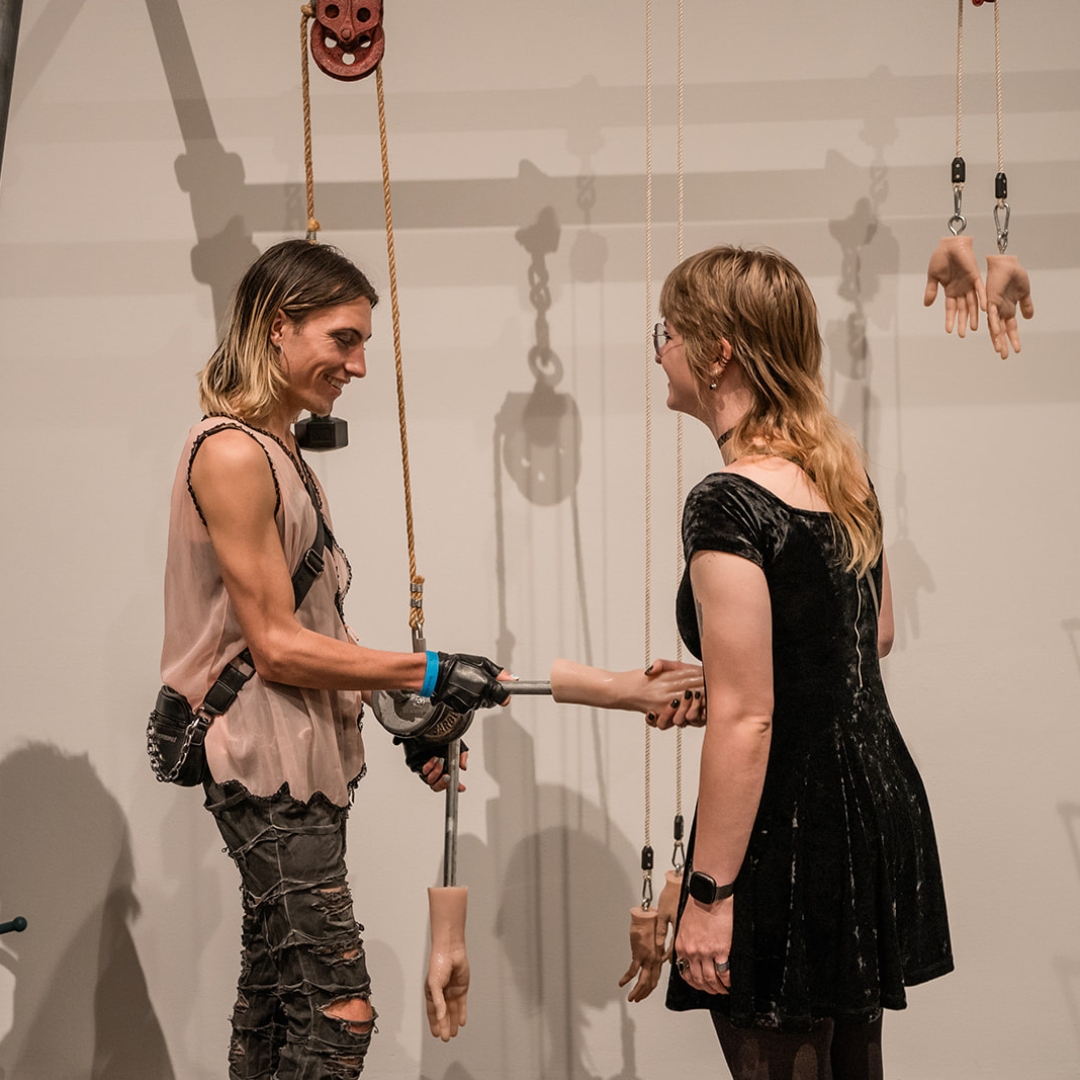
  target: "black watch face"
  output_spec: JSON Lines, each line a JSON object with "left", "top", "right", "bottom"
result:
{"left": 688, "top": 871, "right": 716, "bottom": 904}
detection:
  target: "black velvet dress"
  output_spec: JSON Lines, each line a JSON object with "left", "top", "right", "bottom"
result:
{"left": 665, "top": 472, "right": 953, "bottom": 1030}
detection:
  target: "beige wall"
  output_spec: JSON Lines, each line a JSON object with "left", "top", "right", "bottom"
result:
{"left": 1, "top": 1, "right": 1078, "bottom": 1077}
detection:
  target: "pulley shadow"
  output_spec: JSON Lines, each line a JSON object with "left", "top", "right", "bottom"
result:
{"left": 0, "top": 743, "right": 174, "bottom": 1080}
{"left": 824, "top": 67, "right": 932, "bottom": 653}
{"left": 421, "top": 182, "right": 649, "bottom": 1079}
{"left": 145, "top": 0, "right": 260, "bottom": 324}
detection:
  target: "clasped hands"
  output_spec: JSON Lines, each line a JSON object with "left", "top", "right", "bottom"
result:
{"left": 924, "top": 235, "right": 1034, "bottom": 359}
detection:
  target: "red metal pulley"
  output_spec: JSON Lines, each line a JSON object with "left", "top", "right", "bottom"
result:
{"left": 310, "top": 1, "right": 385, "bottom": 81}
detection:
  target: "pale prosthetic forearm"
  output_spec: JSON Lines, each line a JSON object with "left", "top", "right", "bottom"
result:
{"left": 655, "top": 868, "right": 683, "bottom": 962}
{"left": 426, "top": 886, "right": 469, "bottom": 1041}
{"left": 550, "top": 658, "right": 704, "bottom": 724}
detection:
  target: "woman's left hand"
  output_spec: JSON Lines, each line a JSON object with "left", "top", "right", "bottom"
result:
{"left": 673, "top": 894, "right": 733, "bottom": 995}
{"left": 638, "top": 659, "right": 706, "bottom": 728}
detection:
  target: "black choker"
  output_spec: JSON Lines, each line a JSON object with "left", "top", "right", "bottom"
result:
{"left": 717, "top": 427, "right": 735, "bottom": 449}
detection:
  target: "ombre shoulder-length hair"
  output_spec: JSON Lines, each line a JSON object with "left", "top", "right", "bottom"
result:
{"left": 198, "top": 239, "right": 379, "bottom": 423}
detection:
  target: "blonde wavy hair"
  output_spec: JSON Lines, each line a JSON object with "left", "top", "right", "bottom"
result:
{"left": 198, "top": 239, "right": 379, "bottom": 423}
{"left": 660, "top": 245, "right": 881, "bottom": 574}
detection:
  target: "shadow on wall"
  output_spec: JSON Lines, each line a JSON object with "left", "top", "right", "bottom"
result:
{"left": 421, "top": 173, "right": 647, "bottom": 1079}
{"left": 823, "top": 68, "right": 933, "bottom": 652}
{"left": 0, "top": 743, "right": 174, "bottom": 1080}
{"left": 1058, "top": 618, "right": 1080, "bottom": 1057}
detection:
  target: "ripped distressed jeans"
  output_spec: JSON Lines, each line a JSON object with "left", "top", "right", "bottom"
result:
{"left": 204, "top": 778, "right": 376, "bottom": 1080}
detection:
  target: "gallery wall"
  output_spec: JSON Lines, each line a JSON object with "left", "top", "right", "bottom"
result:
{"left": 0, "top": 2, "right": 1078, "bottom": 1077}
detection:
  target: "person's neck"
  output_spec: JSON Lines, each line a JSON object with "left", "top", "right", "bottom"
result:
{"left": 248, "top": 408, "right": 299, "bottom": 454}
{"left": 706, "top": 394, "right": 751, "bottom": 467}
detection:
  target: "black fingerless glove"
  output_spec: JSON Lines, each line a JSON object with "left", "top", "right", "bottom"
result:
{"left": 431, "top": 652, "right": 509, "bottom": 713}
{"left": 394, "top": 736, "right": 468, "bottom": 779}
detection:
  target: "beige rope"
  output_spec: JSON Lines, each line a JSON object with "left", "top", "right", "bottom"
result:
{"left": 299, "top": 6, "right": 320, "bottom": 240}
{"left": 674, "top": 0, "right": 685, "bottom": 822}
{"left": 375, "top": 63, "right": 425, "bottom": 635}
{"left": 994, "top": 0, "right": 1004, "bottom": 175}
{"left": 297, "top": 9, "right": 421, "bottom": 630}
{"left": 954, "top": 0, "right": 964, "bottom": 160}
{"left": 643, "top": 0, "right": 654, "bottom": 865}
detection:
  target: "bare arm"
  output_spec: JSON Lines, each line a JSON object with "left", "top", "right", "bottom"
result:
{"left": 674, "top": 549, "right": 773, "bottom": 995}
{"left": 878, "top": 551, "right": 895, "bottom": 658}
{"left": 190, "top": 429, "right": 426, "bottom": 691}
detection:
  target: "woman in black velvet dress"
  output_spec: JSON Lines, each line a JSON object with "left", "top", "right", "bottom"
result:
{"left": 653, "top": 247, "right": 952, "bottom": 1079}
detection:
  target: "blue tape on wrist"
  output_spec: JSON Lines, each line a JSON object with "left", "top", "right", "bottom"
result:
{"left": 420, "top": 650, "right": 439, "bottom": 698}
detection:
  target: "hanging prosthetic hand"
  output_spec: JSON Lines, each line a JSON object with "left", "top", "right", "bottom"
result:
{"left": 655, "top": 869, "right": 683, "bottom": 963}
{"left": 924, "top": 235, "right": 987, "bottom": 337}
{"left": 618, "top": 907, "right": 667, "bottom": 1002}
{"left": 985, "top": 254, "right": 1035, "bottom": 359}
{"left": 426, "top": 886, "right": 469, "bottom": 1041}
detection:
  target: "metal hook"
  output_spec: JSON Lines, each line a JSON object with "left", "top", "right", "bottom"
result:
{"left": 672, "top": 839, "right": 686, "bottom": 873}
{"left": 641, "top": 873, "right": 653, "bottom": 910}
{"left": 948, "top": 185, "right": 967, "bottom": 236}
{"left": 994, "top": 201, "right": 1011, "bottom": 254}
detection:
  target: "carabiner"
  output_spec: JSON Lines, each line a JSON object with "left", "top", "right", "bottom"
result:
{"left": 948, "top": 185, "right": 967, "bottom": 236}
{"left": 993, "top": 201, "right": 1011, "bottom": 254}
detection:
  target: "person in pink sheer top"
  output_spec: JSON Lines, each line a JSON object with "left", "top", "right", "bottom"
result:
{"left": 160, "top": 239, "right": 705, "bottom": 1078}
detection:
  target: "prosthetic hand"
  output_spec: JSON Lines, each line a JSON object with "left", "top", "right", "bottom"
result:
{"left": 618, "top": 906, "right": 667, "bottom": 1003}
{"left": 923, "top": 235, "right": 987, "bottom": 336}
{"left": 433, "top": 653, "right": 510, "bottom": 713}
{"left": 985, "top": 254, "right": 1034, "bottom": 359}
{"left": 549, "top": 657, "right": 704, "bottom": 727}
{"left": 426, "top": 886, "right": 469, "bottom": 1041}
{"left": 655, "top": 869, "right": 683, "bottom": 962}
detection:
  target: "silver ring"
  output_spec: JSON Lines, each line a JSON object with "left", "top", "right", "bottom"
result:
{"left": 714, "top": 959, "right": 730, "bottom": 976}
{"left": 675, "top": 957, "right": 689, "bottom": 974}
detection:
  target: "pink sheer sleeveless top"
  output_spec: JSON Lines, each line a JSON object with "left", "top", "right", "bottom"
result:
{"left": 161, "top": 417, "right": 365, "bottom": 806}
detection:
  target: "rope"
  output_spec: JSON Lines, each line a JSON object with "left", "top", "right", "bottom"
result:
{"left": 299, "top": 6, "right": 320, "bottom": 240}
{"left": 375, "top": 63, "right": 425, "bottom": 635}
{"left": 954, "top": 0, "right": 964, "bottom": 160}
{"left": 994, "top": 0, "right": 1004, "bottom": 174}
{"left": 674, "top": 0, "right": 685, "bottom": 826}
{"left": 643, "top": 0, "right": 654, "bottom": 864}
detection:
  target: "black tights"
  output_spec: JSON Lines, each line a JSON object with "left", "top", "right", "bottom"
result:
{"left": 711, "top": 1011, "right": 883, "bottom": 1080}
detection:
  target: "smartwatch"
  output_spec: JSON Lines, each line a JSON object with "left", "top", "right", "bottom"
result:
{"left": 687, "top": 869, "right": 735, "bottom": 905}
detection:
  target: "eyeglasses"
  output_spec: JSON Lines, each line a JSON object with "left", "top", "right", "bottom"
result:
{"left": 653, "top": 322, "right": 678, "bottom": 356}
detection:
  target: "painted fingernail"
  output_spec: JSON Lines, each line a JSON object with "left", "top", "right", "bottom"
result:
{"left": 694, "top": 690, "right": 701, "bottom": 699}
{"left": 644, "top": 663, "right": 654, "bottom": 675}
{"left": 671, "top": 699, "right": 679, "bottom": 709}
{"left": 684, "top": 689, "right": 692, "bottom": 700}
{"left": 647, "top": 713, "right": 656, "bottom": 722}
